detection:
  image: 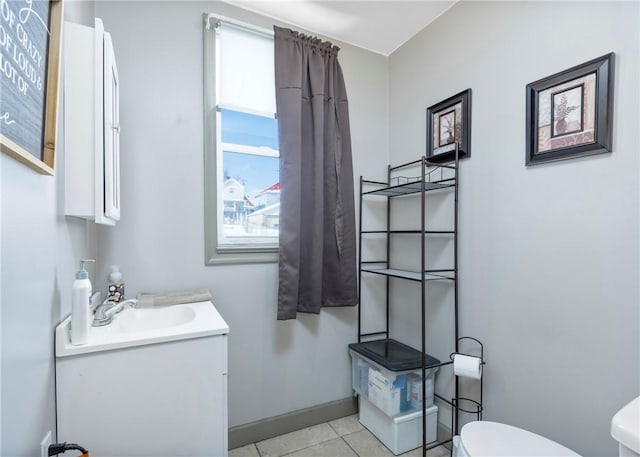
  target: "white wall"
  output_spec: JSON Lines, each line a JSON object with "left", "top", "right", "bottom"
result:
{"left": 94, "top": 1, "right": 389, "bottom": 428}
{"left": 388, "top": 2, "right": 639, "bottom": 455}
{"left": 0, "top": 2, "right": 96, "bottom": 456}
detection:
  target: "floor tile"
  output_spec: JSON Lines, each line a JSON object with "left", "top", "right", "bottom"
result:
{"left": 430, "top": 445, "right": 451, "bottom": 457}
{"left": 229, "top": 444, "right": 260, "bottom": 457}
{"left": 256, "top": 423, "right": 339, "bottom": 457}
{"left": 328, "top": 414, "right": 364, "bottom": 436}
{"left": 283, "top": 437, "right": 357, "bottom": 457}
{"left": 400, "top": 448, "right": 421, "bottom": 457}
{"left": 400, "top": 444, "right": 450, "bottom": 457}
{"left": 343, "top": 429, "right": 394, "bottom": 457}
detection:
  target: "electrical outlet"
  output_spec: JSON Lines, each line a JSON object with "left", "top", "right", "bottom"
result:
{"left": 40, "top": 430, "right": 52, "bottom": 457}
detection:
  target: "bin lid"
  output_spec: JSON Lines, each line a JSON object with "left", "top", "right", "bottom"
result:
{"left": 393, "top": 404, "right": 438, "bottom": 424}
{"left": 348, "top": 339, "right": 440, "bottom": 371}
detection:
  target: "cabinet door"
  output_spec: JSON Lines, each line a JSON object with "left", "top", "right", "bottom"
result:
{"left": 103, "top": 32, "right": 120, "bottom": 221}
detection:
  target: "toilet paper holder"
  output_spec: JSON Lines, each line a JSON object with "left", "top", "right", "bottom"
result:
{"left": 449, "top": 336, "right": 485, "bottom": 367}
{"left": 449, "top": 336, "right": 485, "bottom": 432}
{"left": 449, "top": 336, "right": 485, "bottom": 378}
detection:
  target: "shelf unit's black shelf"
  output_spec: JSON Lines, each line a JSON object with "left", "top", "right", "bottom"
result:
{"left": 361, "top": 268, "right": 455, "bottom": 282}
{"left": 361, "top": 230, "right": 455, "bottom": 235}
{"left": 356, "top": 148, "right": 460, "bottom": 457}
{"left": 363, "top": 179, "right": 455, "bottom": 196}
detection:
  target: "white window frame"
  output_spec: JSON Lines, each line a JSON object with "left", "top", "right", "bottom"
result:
{"left": 203, "top": 14, "right": 279, "bottom": 265}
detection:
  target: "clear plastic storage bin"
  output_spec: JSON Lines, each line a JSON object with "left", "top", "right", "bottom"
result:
{"left": 349, "top": 339, "right": 440, "bottom": 417}
{"left": 359, "top": 396, "right": 438, "bottom": 455}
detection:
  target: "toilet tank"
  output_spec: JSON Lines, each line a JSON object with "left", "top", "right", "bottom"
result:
{"left": 611, "top": 397, "right": 640, "bottom": 457}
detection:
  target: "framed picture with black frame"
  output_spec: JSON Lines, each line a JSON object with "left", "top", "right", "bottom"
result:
{"left": 426, "top": 89, "right": 471, "bottom": 164}
{"left": 525, "top": 53, "right": 614, "bottom": 166}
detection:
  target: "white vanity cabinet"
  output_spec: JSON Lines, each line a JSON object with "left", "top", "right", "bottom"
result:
{"left": 64, "top": 19, "right": 120, "bottom": 225}
{"left": 55, "top": 301, "right": 229, "bottom": 457}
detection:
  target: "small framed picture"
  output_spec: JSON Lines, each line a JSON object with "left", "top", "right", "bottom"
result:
{"left": 438, "top": 109, "right": 456, "bottom": 146}
{"left": 426, "top": 89, "right": 471, "bottom": 163}
{"left": 525, "top": 53, "right": 614, "bottom": 166}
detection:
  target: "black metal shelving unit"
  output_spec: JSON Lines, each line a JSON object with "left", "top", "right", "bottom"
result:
{"left": 356, "top": 149, "right": 460, "bottom": 456}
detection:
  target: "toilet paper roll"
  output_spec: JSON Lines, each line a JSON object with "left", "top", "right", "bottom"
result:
{"left": 453, "top": 354, "right": 482, "bottom": 380}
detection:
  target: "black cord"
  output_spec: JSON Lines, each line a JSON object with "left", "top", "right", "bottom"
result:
{"left": 48, "top": 442, "right": 88, "bottom": 456}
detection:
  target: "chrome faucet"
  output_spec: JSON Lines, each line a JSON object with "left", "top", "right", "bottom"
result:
{"left": 92, "top": 298, "right": 137, "bottom": 327}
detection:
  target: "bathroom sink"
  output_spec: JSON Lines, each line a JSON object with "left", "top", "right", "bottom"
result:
{"left": 56, "top": 300, "right": 228, "bottom": 357}
{"left": 113, "top": 305, "right": 196, "bottom": 332}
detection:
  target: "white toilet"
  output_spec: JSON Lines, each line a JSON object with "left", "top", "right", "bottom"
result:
{"left": 454, "top": 421, "right": 580, "bottom": 456}
{"left": 611, "top": 396, "right": 640, "bottom": 457}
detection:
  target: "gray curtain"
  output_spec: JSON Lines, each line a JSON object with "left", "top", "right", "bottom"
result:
{"left": 274, "top": 26, "right": 357, "bottom": 320}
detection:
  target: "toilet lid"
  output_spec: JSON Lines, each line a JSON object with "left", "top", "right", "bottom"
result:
{"left": 460, "top": 421, "right": 581, "bottom": 456}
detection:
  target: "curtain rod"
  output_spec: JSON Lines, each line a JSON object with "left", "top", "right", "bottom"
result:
{"left": 204, "top": 13, "right": 274, "bottom": 38}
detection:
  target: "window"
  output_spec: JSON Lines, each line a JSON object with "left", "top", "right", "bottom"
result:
{"left": 204, "top": 16, "right": 279, "bottom": 264}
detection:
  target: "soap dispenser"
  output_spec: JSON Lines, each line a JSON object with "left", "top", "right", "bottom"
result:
{"left": 107, "top": 265, "right": 124, "bottom": 303}
{"left": 71, "top": 259, "right": 94, "bottom": 345}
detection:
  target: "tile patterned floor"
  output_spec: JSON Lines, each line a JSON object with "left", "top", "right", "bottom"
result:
{"left": 230, "top": 415, "right": 450, "bottom": 457}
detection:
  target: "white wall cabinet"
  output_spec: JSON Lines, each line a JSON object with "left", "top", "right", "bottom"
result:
{"left": 64, "top": 19, "right": 120, "bottom": 225}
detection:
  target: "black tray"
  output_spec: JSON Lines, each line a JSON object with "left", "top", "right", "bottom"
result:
{"left": 349, "top": 338, "right": 440, "bottom": 372}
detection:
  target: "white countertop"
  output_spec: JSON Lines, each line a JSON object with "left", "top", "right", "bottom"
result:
{"left": 56, "top": 300, "right": 229, "bottom": 357}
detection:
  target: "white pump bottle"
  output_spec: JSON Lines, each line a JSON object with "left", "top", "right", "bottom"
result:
{"left": 71, "top": 259, "right": 94, "bottom": 345}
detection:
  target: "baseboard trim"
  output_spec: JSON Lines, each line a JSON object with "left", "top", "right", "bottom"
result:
{"left": 228, "top": 397, "right": 358, "bottom": 450}
{"left": 437, "top": 422, "right": 453, "bottom": 451}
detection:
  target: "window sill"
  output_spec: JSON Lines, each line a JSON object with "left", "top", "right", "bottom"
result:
{"left": 206, "top": 247, "right": 278, "bottom": 265}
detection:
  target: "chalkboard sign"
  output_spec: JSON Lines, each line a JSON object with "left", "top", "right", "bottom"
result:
{"left": 0, "top": 0, "right": 63, "bottom": 175}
